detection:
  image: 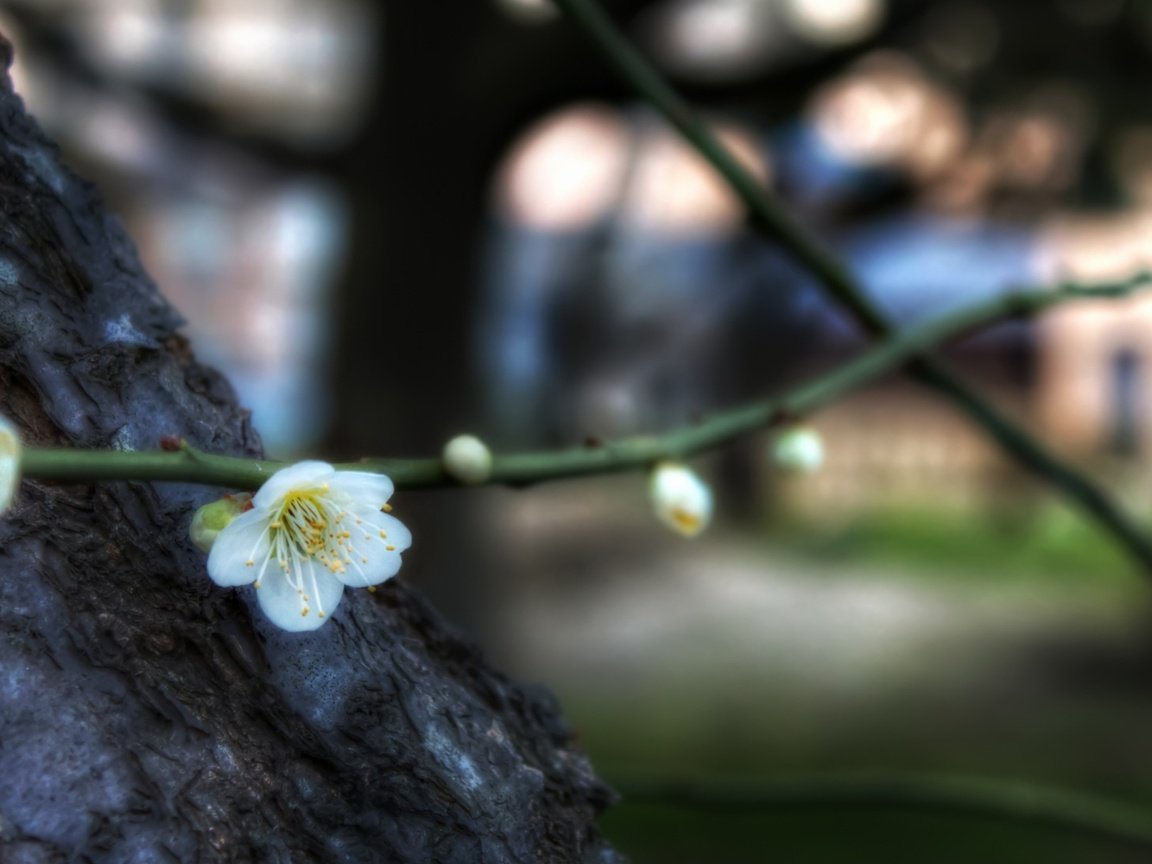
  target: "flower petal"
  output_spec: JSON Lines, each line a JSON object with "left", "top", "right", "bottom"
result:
{"left": 207, "top": 507, "right": 270, "bottom": 587}
{"left": 374, "top": 512, "right": 412, "bottom": 554}
{"left": 252, "top": 460, "right": 335, "bottom": 509}
{"left": 332, "top": 508, "right": 411, "bottom": 588}
{"left": 0, "top": 414, "right": 21, "bottom": 513}
{"left": 327, "top": 470, "right": 394, "bottom": 506}
{"left": 256, "top": 559, "right": 344, "bottom": 632}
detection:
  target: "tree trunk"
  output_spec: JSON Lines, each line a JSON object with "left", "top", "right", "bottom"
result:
{"left": 0, "top": 39, "right": 619, "bottom": 864}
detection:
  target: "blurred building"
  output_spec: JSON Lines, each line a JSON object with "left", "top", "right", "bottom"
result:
{"left": 1035, "top": 212, "right": 1152, "bottom": 465}
{"left": 480, "top": 75, "right": 1045, "bottom": 518}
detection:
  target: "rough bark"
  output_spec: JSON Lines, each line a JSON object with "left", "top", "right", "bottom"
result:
{"left": 0, "top": 40, "right": 619, "bottom": 864}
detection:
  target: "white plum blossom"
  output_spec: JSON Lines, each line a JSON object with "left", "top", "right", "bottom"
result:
{"left": 0, "top": 414, "right": 20, "bottom": 514}
{"left": 773, "top": 426, "right": 825, "bottom": 473}
{"left": 207, "top": 461, "right": 411, "bottom": 631}
{"left": 442, "top": 434, "right": 493, "bottom": 485}
{"left": 649, "top": 461, "right": 713, "bottom": 538}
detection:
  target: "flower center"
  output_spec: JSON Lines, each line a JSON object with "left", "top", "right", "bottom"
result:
{"left": 260, "top": 486, "right": 357, "bottom": 619}
{"left": 275, "top": 489, "right": 331, "bottom": 557}
{"left": 671, "top": 505, "right": 701, "bottom": 535}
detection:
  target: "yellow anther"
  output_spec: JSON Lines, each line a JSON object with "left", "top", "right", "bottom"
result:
{"left": 367, "top": 586, "right": 377, "bottom": 593}
{"left": 671, "top": 507, "right": 701, "bottom": 534}
{"left": 382, "top": 503, "right": 393, "bottom": 512}
{"left": 386, "top": 545, "right": 396, "bottom": 551}
{"left": 254, "top": 580, "right": 262, "bottom": 588}
{"left": 246, "top": 560, "right": 254, "bottom": 567}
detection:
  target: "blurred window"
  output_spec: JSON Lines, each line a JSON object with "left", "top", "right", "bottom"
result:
{"left": 1108, "top": 347, "right": 1142, "bottom": 457}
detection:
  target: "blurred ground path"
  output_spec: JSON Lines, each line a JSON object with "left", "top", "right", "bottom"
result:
{"left": 483, "top": 477, "right": 1152, "bottom": 783}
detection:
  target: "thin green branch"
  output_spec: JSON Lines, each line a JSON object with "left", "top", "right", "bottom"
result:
{"left": 20, "top": 445, "right": 281, "bottom": 489}
{"left": 550, "top": 0, "right": 1152, "bottom": 571}
{"left": 21, "top": 277, "right": 1149, "bottom": 499}
{"left": 613, "top": 773, "right": 1152, "bottom": 852}
{"left": 550, "top": 0, "right": 879, "bottom": 328}
{"left": 909, "top": 363, "right": 1152, "bottom": 570}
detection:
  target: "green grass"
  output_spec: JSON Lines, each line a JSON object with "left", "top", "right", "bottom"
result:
{"left": 539, "top": 494, "right": 1152, "bottom": 861}
{"left": 775, "top": 499, "right": 1144, "bottom": 590}
{"left": 578, "top": 500, "right": 1152, "bottom": 861}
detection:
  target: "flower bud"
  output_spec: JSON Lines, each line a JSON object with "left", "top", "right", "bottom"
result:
{"left": 773, "top": 426, "right": 824, "bottom": 473}
{"left": 442, "top": 434, "right": 493, "bottom": 485}
{"left": 649, "top": 462, "right": 712, "bottom": 538}
{"left": 190, "top": 494, "right": 252, "bottom": 554}
{"left": 0, "top": 415, "right": 20, "bottom": 514}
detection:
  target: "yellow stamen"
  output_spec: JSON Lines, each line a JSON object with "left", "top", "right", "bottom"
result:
{"left": 671, "top": 507, "right": 702, "bottom": 536}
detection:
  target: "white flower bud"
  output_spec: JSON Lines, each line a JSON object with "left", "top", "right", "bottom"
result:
{"left": 0, "top": 415, "right": 19, "bottom": 514}
{"left": 773, "top": 426, "right": 824, "bottom": 473}
{"left": 649, "top": 462, "right": 712, "bottom": 538}
{"left": 190, "top": 494, "right": 252, "bottom": 554}
{"left": 442, "top": 434, "right": 493, "bottom": 485}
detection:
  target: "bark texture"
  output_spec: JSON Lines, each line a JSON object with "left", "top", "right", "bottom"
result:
{"left": 0, "top": 42, "right": 619, "bottom": 864}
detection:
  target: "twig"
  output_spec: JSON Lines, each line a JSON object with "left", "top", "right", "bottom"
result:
{"left": 614, "top": 773, "right": 1152, "bottom": 852}
{"left": 550, "top": 0, "right": 1152, "bottom": 572}
{"left": 21, "top": 276, "right": 1149, "bottom": 498}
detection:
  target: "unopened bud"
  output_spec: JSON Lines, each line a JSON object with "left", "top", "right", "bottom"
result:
{"left": 773, "top": 426, "right": 824, "bottom": 473}
{"left": 190, "top": 494, "right": 252, "bottom": 554}
{"left": 649, "top": 461, "right": 713, "bottom": 538}
{"left": 442, "top": 434, "right": 493, "bottom": 485}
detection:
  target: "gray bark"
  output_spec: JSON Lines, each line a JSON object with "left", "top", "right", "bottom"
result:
{"left": 0, "top": 40, "right": 619, "bottom": 864}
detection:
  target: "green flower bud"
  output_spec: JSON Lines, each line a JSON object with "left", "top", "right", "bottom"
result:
{"left": 190, "top": 494, "right": 252, "bottom": 554}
